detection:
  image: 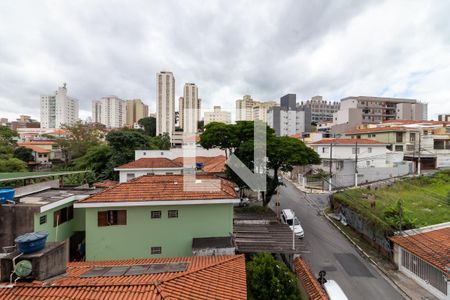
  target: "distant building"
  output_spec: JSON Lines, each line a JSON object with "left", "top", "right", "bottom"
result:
{"left": 40, "top": 83, "right": 79, "bottom": 128}
{"left": 235, "top": 95, "right": 277, "bottom": 122}
{"left": 179, "top": 83, "right": 201, "bottom": 133}
{"left": 126, "top": 99, "right": 148, "bottom": 126}
{"left": 204, "top": 106, "right": 231, "bottom": 125}
{"left": 6, "top": 115, "right": 40, "bottom": 131}
{"left": 298, "top": 95, "right": 339, "bottom": 123}
{"left": 267, "top": 94, "right": 311, "bottom": 136}
{"left": 345, "top": 120, "right": 450, "bottom": 170}
{"left": 156, "top": 71, "right": 175, "bottom": 136}
{"left": 92, "top": 96, "right": 126, "bottom": 128}
{"left": 332, "top": 96, "right": 427, "bottom": 133}
{"left": 438, "top": 114, "right": 450, "bottom": 122}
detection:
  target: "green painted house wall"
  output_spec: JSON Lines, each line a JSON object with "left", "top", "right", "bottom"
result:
{"left": 34, "top": 202, "right": 85, "bottom": 243}
{"left": 83, "top": 203, "right": 234, "bottom": 261}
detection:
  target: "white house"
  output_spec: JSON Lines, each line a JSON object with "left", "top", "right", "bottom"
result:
{"left": 115, "top": 158, "right": 184, "bottom": 183}
{"left": 310, "top": 138, "right": 390, "bottom": 170}
{"left": 309, "top": 138, "right": 411, "bottom": 188}
{"left": 115, "top": 155, "right": 227, "bottom": 183}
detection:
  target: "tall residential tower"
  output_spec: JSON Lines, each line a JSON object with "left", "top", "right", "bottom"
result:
{"left": 179, "top": 83, "right": 201, "bottom": 133}
{"left": 40, "top": 83, "right": 79, "bottom": 128}
{"left": 156, "top": 71, "right": 175, "bottom": 136}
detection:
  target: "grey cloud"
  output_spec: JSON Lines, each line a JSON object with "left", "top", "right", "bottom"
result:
{"left": 0, "top": 0, "right": 449, "bottom": 121}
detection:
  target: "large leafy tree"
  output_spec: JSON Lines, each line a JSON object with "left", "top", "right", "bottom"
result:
{"left": 73, "top": 145, "right": 112, "bottom": 180}
{"left": 200, "top": 121, "right": 320, "bottom": 205}
{"left": 0, "top": 125, "right": 27, "bottom": 172}
{"left": 13, "top": 147, "right": 34, "bottom": 162}
{"left": 149, "top": 133, "right": 171, "bottom": 150}
{"left": 0, "top": 125, "right": 18, "bottom": 159}
{"left": 105, "top": 129, "right": 150, "bottom": 179}
{"left": 247, "top": 253, "right": 301, "bottom": 300}
{"left": 138, "top": 117, "right": 156, "bottom": 136}
{"left": 57, "top": 121, "right": 105, "bottom": 164}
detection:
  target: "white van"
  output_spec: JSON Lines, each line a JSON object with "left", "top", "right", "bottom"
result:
{"left": 323, "top": 280, "right": 349, "bottom": 300}
{"left": 280, "top": 209, "right": 304, "bottom": 238}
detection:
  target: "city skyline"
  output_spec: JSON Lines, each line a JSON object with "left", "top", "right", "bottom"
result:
{"left": 1, "top": 1, "right": 449, "bottom": 121}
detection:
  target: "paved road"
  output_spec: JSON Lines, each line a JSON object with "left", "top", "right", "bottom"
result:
{"left": 272, "top": 179, "right": 404, "bottom": 300}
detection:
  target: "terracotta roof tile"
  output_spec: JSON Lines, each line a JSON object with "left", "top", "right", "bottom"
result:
{"left": 0, "top": 255, "right": 247, "bottom": 300}
{"left": 389, "top": 227, "right": 450, "bottom": 273}
{"left": 93, "top": 180, "right": 119, "bottom": 188}
{"left": 78, "top": 174, "right": 238, "bottom": 203}
{"left": 116, "top": 158, "right": 182, "bottom": 169}
{"left": 19, "top": 141, "right": 57, "bottom": 145}
{"left": 310, "top": 138, "right": 387, "bottom": 145}
{"left": 172, "top": 155, "right": 227, "bottom": 173}
{"left": 294, "top": 257, "right": 329, "bottom": 300}
{"left": 345, "top": 126, "right": 408, "bottom": 134}
{"left": 18, "top": 144, "right": 51, "bottom": 153}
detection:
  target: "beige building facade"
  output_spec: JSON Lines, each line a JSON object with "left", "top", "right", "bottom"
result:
{"left": 126, "top": 99, "right": 148, "bottom": 126}
{"left": 156, "top": 71, "right": 175, "bottom": 136}
{"left": 204, "top": 106, "right": 231, "bottom": 125}
{"left": 235, "top": 95, "right": 277, "bottom": 122}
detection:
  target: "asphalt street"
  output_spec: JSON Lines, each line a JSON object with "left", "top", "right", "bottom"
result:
{"left": 272, "top": 179, "right": 404, "bottom": 300}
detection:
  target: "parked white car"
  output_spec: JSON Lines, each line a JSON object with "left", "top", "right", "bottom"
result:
{"left": 280, "top": 209, "right": 304, "bottom": 238}
{"left": 323, "top": 280, "right": 349, "bottom": 300}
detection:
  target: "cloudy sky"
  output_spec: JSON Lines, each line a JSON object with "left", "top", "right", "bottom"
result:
{"left": 0, "top": 0, "right": 449, "bottom": 121}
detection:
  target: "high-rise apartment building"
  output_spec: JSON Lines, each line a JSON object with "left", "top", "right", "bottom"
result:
{"left": 91, "top": 96, "right": 126, "bottom": 128}
{"left": 40, "top": 83, "right": 79, "bottom": 128}
{"left": 126, "top": 99, "right": 148, "bottom": 126}
{"left": 156, "top": 71, "right": 175, "bottom": 136}
{"left": 437, "top": 114, "right": 450, "bottom": 122}
{"left": 332, "top": 96, "right": 428, "bottom": 133}
{"left": 179, "top": 83, "right": 201, "bottom": 133}
{"left": 298, "top": 96, "right": 340, "bottom": 123}
{"left": 204, "top": 106, "right": 231, "bottom": 125}
{"left": 267, "top": 94, "right": 311, "bottom": 136}
{"left": 235, "top": 95, "right": 277, "bottom": 122}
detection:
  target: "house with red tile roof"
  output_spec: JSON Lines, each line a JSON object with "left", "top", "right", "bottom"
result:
{"left": 115, "top": 155, "right": 227, "bottom": 183}
{"left": 294, "top": 257, "right": 329, "bottom": 300}
{"left": 17, "top": 140, "right": 63, "bottom": 161}
{"left": 74, "top": 175, "right": 239, "bottom": 261}
{"left": 389, "top": 223, "right": 450, "bottom": 299}
{"left": 114, "top": 157, "right": 184, "bottom": 182}
{"left": 0, "top": 255, "right": 247, "bottom": 300}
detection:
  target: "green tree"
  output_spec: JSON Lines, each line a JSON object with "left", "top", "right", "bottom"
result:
{"left": 73, "top": 145, "right": 112, "bottom": 180}
{"left": 105, "top": 129, "right": 150, "bottom": 179}
{"left": 138, "top": 117, "right": 156, "bottom": 136}
{"left": 200, "top": 121, "right": 320, "bottom": 205}
{"left": 0, "top": 157, "right": 27, "bottom": 172}
{"left": 13, "top": 147, "right": 34, "bottom": 162}
{"left": 0, "top": 125, "right": 18, "bottom": 159}
{"left": 247, "top": 253, "right": 301, "bottom": 300}
{"left": 149, "top": 133, "right": 171, "bottom": 150}
{"left": 58, "top": 121, "right": 105, "bottom": 164}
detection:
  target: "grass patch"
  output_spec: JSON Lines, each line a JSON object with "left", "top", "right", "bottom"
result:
{"left": 332, "top": 170, "right": 450, "bottom": 233}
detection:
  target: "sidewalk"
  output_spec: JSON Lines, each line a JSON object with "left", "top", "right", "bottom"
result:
{"left": 288, "top": 178, "right": 329, "bottom": 194}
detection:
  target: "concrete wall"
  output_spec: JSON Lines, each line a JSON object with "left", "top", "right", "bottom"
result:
{"left": 327, "top": 162, "right": 412, "bottom": 189}
{"left": 14, "top": 180, "right": 59, "bottom": 198}
{"left": 135, "top": 148, "right": 224, "bottom": 160}
{"left": 84, "top": 203, "right": 234, "bottom": 261}
{"left": 0, "top": 205, "right": 38, "bottom": 249}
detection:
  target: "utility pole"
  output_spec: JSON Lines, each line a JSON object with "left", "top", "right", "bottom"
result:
{"left": 399, "top": 199, "right": 403, "bottom": 233}
{"left": 412, "top": 135, "right": 416, "bottom": 175}
{"left": 354, "top": 140, "right": 358, "bottom": 187}
{"left": 418, "top": 129, "right": 422, "bottom": 175}
{"left": 328, "top": 142, "right": 333, "bottom": 192}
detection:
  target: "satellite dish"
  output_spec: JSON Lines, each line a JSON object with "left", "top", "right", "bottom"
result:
{"left": 14, "top": 260, "right": 32, "bottom": 277}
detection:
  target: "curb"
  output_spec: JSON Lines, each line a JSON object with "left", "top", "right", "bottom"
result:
{"left": 324, "top": 213, "right": 412, "bottom": 300}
